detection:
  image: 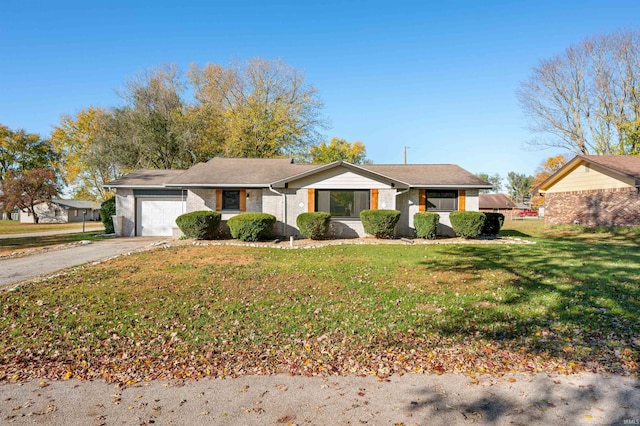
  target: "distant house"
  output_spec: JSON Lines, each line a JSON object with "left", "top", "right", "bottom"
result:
{"left": 479, "top": 193, "right": 517, "bottom": 217}
{"left": 0, "top": 203, "right": 19, "bottom": 221}
{"left": 20, "top": 199, "right": 101, "bottom": 224}
{"left": 536, "top": 155, "right": 640, "bottom": 227}
{"left": 104, "top": 158, "right": 492, "bottom": 238}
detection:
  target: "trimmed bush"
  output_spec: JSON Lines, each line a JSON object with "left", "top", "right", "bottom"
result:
{"left": 360, "top": 209, "right": 401, "bottom": 239}
{"left": 414, "top": 212, "right": 440, "bottom": 239}
{"left": 296, "top": 212, "right": 331, "bottom": 240}
{"left": 100, "top": 197, "right": 116, "bottom": 234}
{"left": 175, "top": 210, "right": 221, "bottom": 239}
{"left": 482, "top": 212, "right": 505, "bottom": 236}
{"left": 228, "top": 212, "right": 276, "bottom": 242}
{"left": 449, "top": 211, "right": 486, "bottom": 239}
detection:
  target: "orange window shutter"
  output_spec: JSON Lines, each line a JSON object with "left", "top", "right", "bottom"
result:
{"left": 216, "top": 189, "right": 222, "bottom": 211}
{"left": 308, "top": 188, "right": 315, "bottom": 212}
{"left": 370, "top": 188, "right": 378, "bottom": 210}
{"left": 458, "top": 190, "right": 466, "bottom": 211}
{"left": 239, "top": 189, "right": 246, "bottom": 212}
{"left": 419, "top": 189, "right": 426, "bottom": 212}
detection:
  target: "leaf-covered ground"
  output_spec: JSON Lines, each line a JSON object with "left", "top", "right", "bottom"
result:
{"left": 1, "top": 222, "right": 639, "bottom": 385}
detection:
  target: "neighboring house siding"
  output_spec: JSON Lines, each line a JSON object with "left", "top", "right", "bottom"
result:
{"left": 20, "top": 203, "right": 68, "bottom": 223}
{"left": 544, "top": 187, "right": 640, "bottom": 227}
{"left": 545, "top": 164, "right": 635, "bottom": 193}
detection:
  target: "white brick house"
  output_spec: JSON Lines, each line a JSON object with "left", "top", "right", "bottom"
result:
{"left": 105, "top": 158, "right": 491, "bottom": 238}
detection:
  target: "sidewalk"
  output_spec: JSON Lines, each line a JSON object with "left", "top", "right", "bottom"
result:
{"left": 1, "top": 372, "right": 638, "bottom": 425}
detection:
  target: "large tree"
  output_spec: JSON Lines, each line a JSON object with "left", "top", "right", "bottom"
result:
{"left": 1, "top": 125, "right": 57, "bottom": 183}
{"left": 50, "top": 107, "right": 121, "bottom": 201}
{"left": 476, "top": 173, "right": 503, "bottom": 193}
{"left": 0, "top": 168, "right": 59, "bottom": 223}
{"left": 188, "top": 58, "right": 325, "bottom": 159}
{"left": 109, "top": 64, "right": 198, "bottom": 170}
{"left": 1, "top": 125, "right": 59, "bottom": 217}
{"left": 506, "top": 172, "right": 533, "bottom": 204}
{"left": 309, "top": 137, "right": 369, "bottom": 164}
{"left": 518, "top": 30, "right": 640, "bottom": 155}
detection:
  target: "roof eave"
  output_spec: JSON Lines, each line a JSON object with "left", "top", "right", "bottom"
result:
{"left": 164, "top": 183, "right": 267, "bottom": 188}
{"left": 103, "top": 184, "right": 170, "bottom": 189}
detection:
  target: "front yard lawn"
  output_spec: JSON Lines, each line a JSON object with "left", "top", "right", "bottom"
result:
{"left": 1, "top": 221, "right": 638, "bottom": 384}
{"left": 0, "top": 220, "right": 104, "bottom": 235}
{"left": 0, "top": 231, "right": 111, "bottom": 256}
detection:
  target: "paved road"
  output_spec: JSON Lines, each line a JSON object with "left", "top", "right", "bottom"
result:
{"left": 0, "top": 237, "right": 166, "bottom": 288}
{"left": 0, "top": 223, "right": 105, "bottom": 239}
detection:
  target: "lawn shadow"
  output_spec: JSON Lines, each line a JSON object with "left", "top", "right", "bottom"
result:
{"left": 498, "top": 229, "right": 531, "bottom": 238}
{"left": 415, "top": 238, "right": 640, "bottom": 371}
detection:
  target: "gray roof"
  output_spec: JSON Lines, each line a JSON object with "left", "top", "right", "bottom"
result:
{"left": 166, "top": 158, "right": 317, "bottom": 187}
{"left": 104, "top": 158, "right": 492, "bottom": 189}
{"left": 105, "top": 169, "right": 187, "bottom": 188}
{"left": 479, "top": 193, "right": 516, "bottom": 209}
{"left": 51, "top": 199, "right": 101, "bottom": 210}
{"left": 361, "top": 164, "right": 492, "bottom": 188}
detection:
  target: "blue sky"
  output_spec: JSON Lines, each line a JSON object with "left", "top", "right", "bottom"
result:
{"left": 1, "top": 1, "right": 639, "bottom": 181}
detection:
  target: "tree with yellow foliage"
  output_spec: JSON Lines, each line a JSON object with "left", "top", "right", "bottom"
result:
{"left": 50, "top": 107, "right": 119, "bottom": 201}
{"left": 309, "top": 137, "right": 369, "bottom": 164}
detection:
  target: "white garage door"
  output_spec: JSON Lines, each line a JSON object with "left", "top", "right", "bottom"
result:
{"left": 136, "top": 198, "right": 185, "bottom": 236}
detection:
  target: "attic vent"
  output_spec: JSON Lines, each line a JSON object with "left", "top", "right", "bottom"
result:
{"left": 585, "top": 164, "right": 590, "bottom": 173}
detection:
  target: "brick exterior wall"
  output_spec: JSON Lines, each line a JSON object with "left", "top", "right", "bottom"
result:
{"left": 544, "top": 187, "right": 640, "bottom": 227}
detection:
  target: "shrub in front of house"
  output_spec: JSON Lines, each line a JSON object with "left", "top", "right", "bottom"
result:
{"left": 414, "top": 212, "right": 440, "bottom": 239}
{"left": 175, "top": 210, "right": 221, "bottom": 239}
{"left": 228, "top": 212, "right": 276, "bottom": 242}
{"left": 482, "top": 212, "right": 505, "bottom": 236}
{"left": 100, "top": 197, "right": 116, "bottom": 234}
{"left": 360, "top": 209, "right": 401, "bottom": 239}
{"left": 449, "top": 211, "right": 486, "bottom": 238}
{"left": 296, "top": 212, "right": 331, "bottom": 240}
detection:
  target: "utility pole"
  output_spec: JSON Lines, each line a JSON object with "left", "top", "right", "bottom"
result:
{"left": 404, "top": 146, "right": 410, "bottom": 164}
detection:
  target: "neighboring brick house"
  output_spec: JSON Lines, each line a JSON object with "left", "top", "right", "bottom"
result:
{"left": 536, "top": 155, "right": 640, "bottom": 227}
{"left": 105, "top": 158, "right": 492, "bottom": 238}
{"left": 479, "top": 193, "right": 517, "bottom": 218}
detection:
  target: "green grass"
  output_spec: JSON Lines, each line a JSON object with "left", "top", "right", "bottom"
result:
{"left": 0, "top": 231, "right": 111, "bottom": 254}
{"left": 0, "top": 220, "right": 104, "bottom": 235}
{"left": 0, "top": 220, "right": 638, "bottom": 383}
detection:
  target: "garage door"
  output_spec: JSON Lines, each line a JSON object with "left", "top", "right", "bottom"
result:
{"left": 136, "top": 198, "right": 185, "bottom": 236}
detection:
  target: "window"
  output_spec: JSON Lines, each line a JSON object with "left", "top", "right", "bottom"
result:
{"left": 316, "top": 190, "right": 369, "bottom": 218}
{"left": 426, "top": 190, "right": 458, "bottom": 211}
{"left": 222, "top": 190, "right": 240, "bottom": 210}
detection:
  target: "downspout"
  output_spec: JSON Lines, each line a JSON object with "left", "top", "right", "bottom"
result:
{"left": 394, "top": 187, "right": 411, "bottom": 206}
{"left": 268, "top": 185, "right": 287, "bottom": 237}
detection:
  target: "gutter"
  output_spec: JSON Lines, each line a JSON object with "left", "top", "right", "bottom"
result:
{"left": 268, "top": 185, "right": 288, "bottom": 237}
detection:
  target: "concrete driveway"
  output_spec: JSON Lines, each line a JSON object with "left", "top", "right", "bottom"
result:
{"left": 0, "top": 237, "right": 167, "bottom": 288}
